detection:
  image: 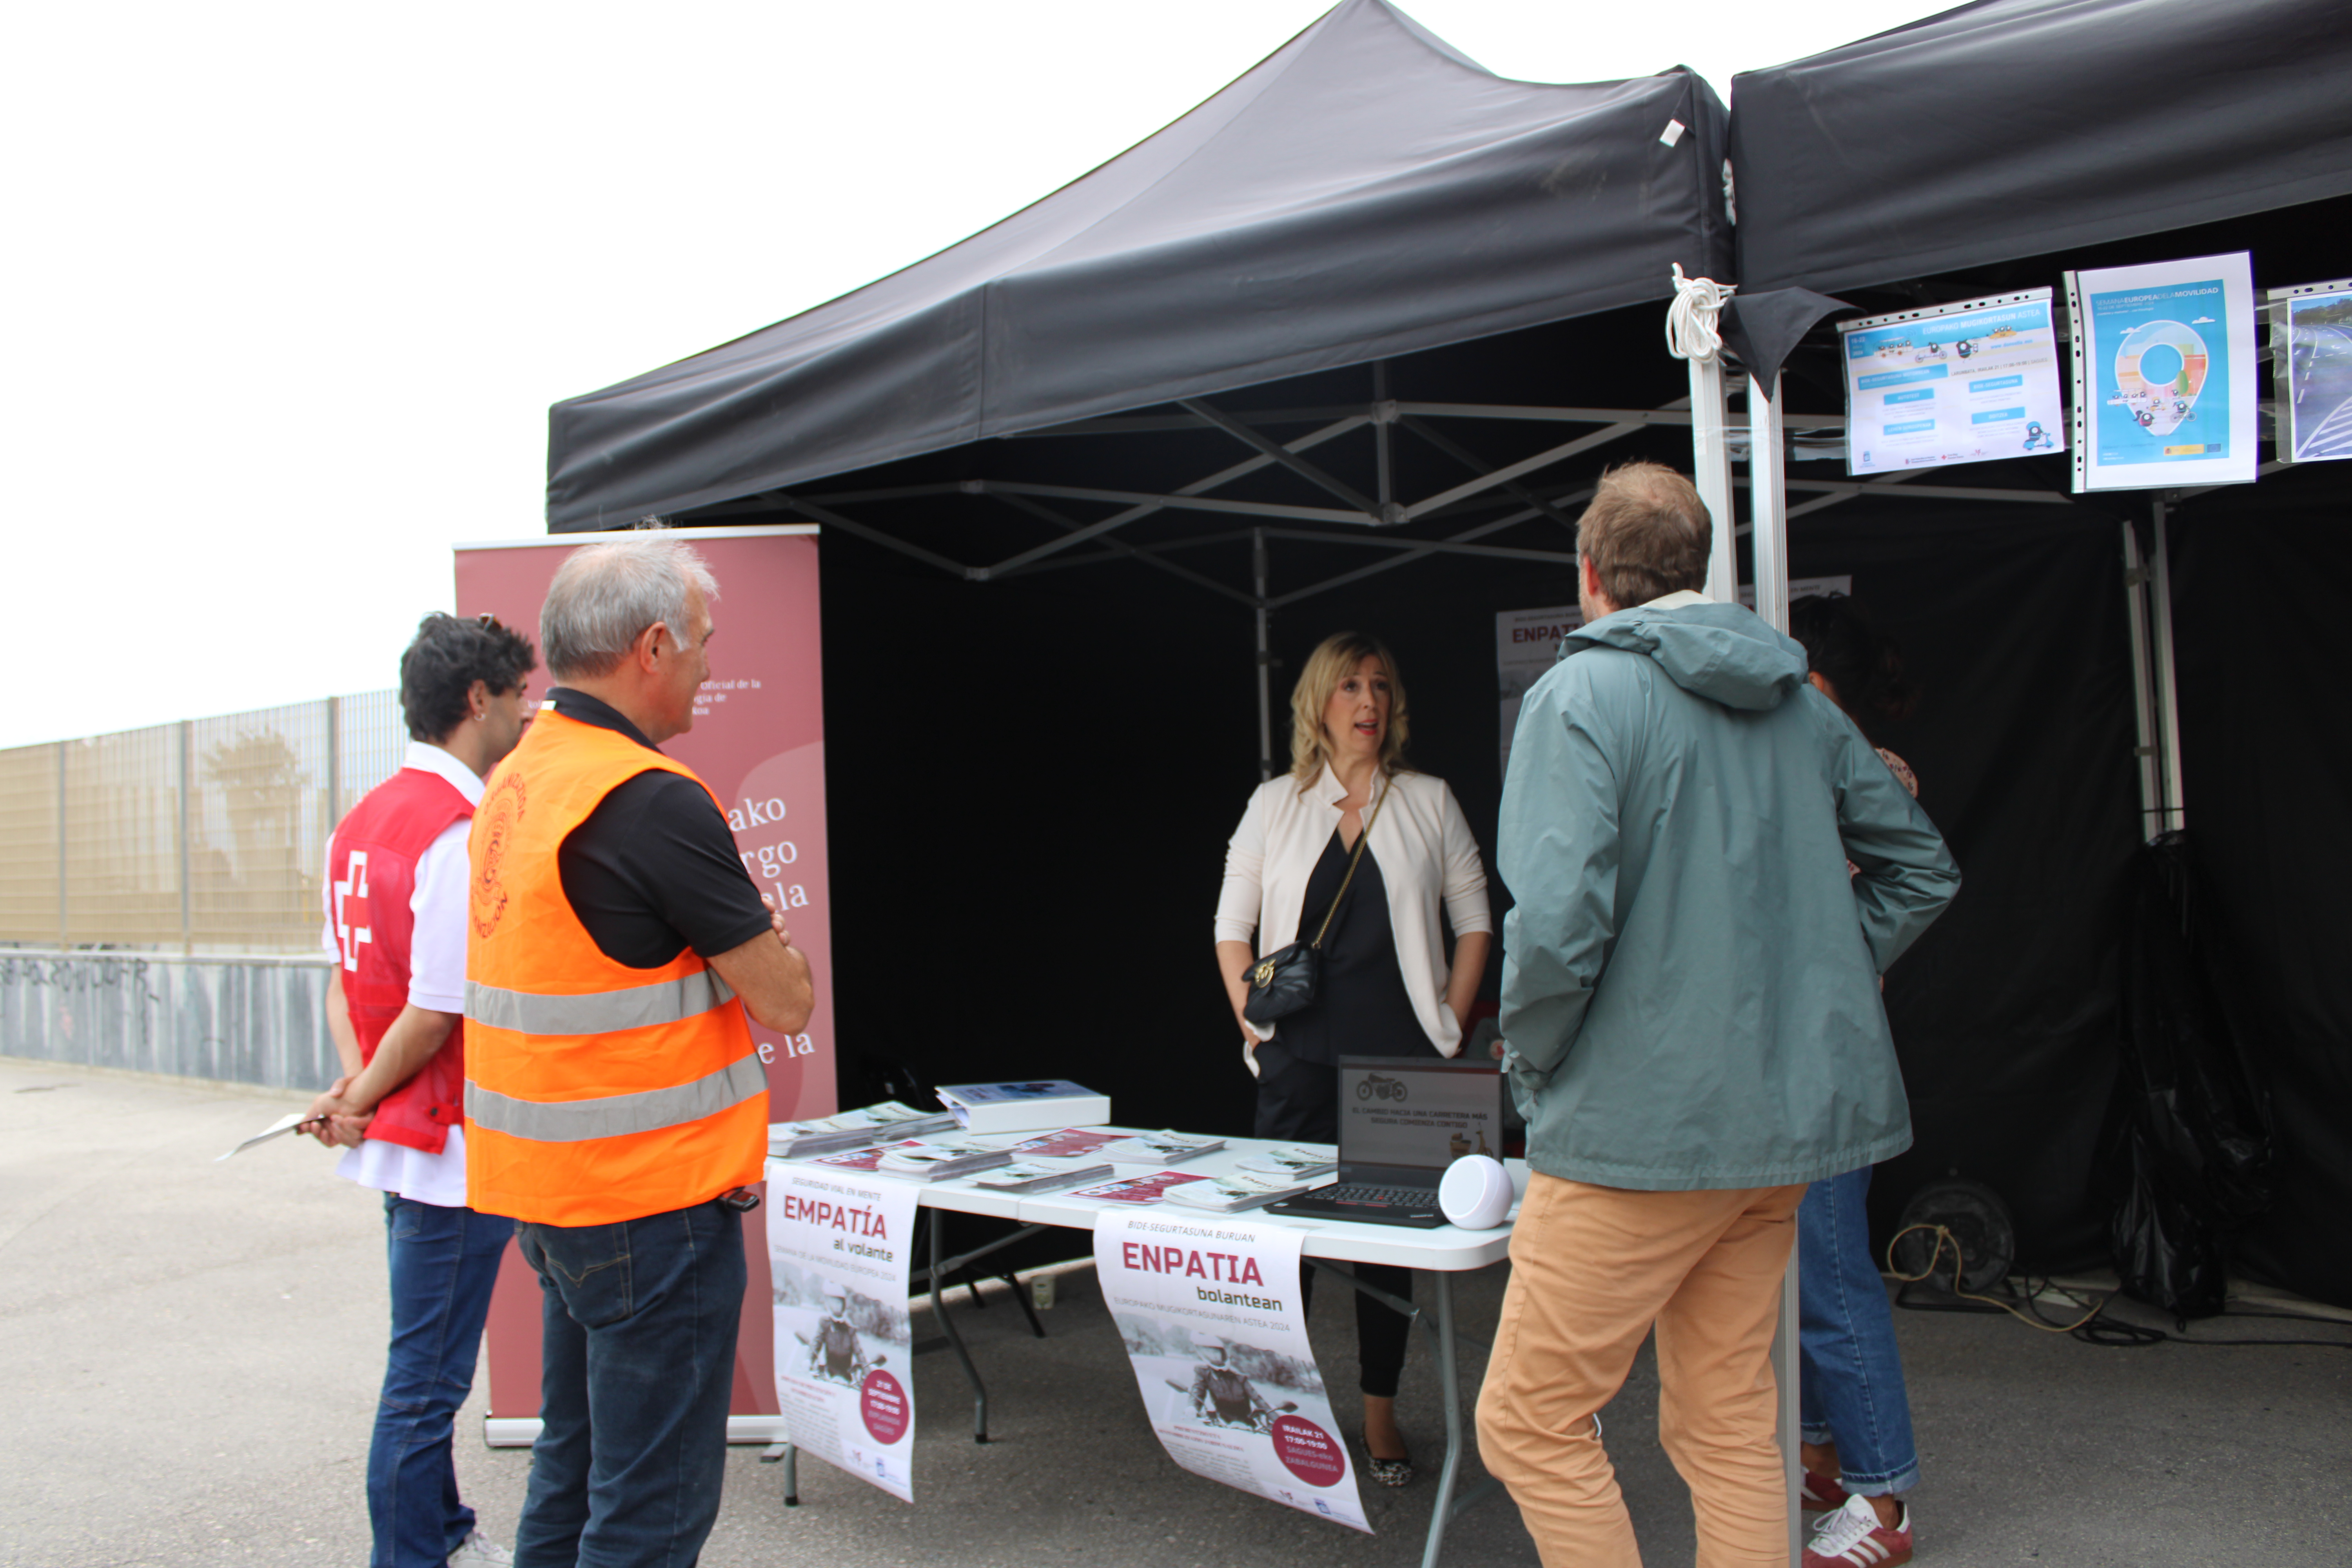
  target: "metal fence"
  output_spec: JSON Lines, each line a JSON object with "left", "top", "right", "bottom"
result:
{"left": 0, "top": 691, "right": 408, "bottom": 954}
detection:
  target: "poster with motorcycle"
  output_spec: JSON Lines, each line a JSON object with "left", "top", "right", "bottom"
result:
{"left": 766, "top": 1162, "right": 923, "bottom": 1501}
{"left": 2066, "top": 251, "right": 2257, "bottom": 491}
{"left": 1094, "top": 1210, "right": 1371, "bottom": 1533}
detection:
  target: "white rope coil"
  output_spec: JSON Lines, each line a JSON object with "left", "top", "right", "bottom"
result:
{"left": 1664, "top": 263, "right": 1735, "bottom": 365}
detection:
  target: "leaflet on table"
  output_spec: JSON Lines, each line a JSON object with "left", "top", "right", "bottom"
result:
{"left": 1234, "top": 1144, "right": 1339, "bottom": 1178}
{"left": 968, "top": 1160, "right": 1116, "bottom": 1193}
{"left": 765, "top": 1162, "right": 923, "bottom": 1502}
{"left": 769, "top": 1100, "right": 961, "bottom": 1158}
{"left": 1002, "top": 1127, "right": 1132, "bottom": 1161}
{"left": 1163, "top": 1170, "right": 1328, "bottom": 1213}
{"left": 1095, "top": 1210, "right": 1370, "bottom": 1533}
{"left": 1072, "top": 1172, "right": 1210, "bottom": 1205}
{"left": 874, "top": 1136, "right": 1014, "bottom": 1180}
{"left": 1096, "top": 1131, "right": 1226, "bottom": 1165}
{"left": 2067, "top": 252, "right": 2257, "bottom": 491}
{"left": 798, "top": 1140, "right": 927, "bottom": 1173}
{"left": 1841, "top": 291, "right": 2065, "bottom": 476}
{"left": 2272, "top": 279, "right": 2352, "bottom": 463}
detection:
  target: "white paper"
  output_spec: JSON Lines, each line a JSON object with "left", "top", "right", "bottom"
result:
{"left": 766, "top": 1162, "right": 924, "bottom": 1501}
{"left": 216, "top": 1111, "right": 311, "bottom": 1160}
{"left": 1841, "top": 291, "right": 2066, "bottom": 476}
{"left": 2070, "top": 252, "right": 2258, "bottom": 491}
{"left": 1095, "top": 1211, "right": 1370, "bottom": 1533}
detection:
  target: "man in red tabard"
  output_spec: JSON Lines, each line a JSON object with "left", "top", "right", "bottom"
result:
{"left": 308, "top": 612, "right": 537, "bottom": 1568}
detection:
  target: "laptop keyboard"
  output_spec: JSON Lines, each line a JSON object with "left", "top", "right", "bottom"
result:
{"left": 1321, "top": 1184, "right": 1436, "bottom": 1208}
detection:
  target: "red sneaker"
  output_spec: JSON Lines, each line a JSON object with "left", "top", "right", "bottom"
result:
{"left": 1802, "top": 1493, "right": 1912, "bottom": 1568}
{"left": 1801, "top": 1470, "right": 1851, "bottom": 1514}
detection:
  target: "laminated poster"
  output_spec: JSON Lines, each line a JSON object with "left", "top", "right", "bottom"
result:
{"left": 2069, "top": 252, "right": 2257, "bottom": 491}
{"left": 1841, "top": 291, "right": 2066, "bottom": 476}
{"left": 1094, "top": 1210, "right": 1371, "bottom": 1534}
{"left": 2274, "top": 280, "right": 2352, "bottom": 463}
{"left": 766, "top": 1161, "right": 924, "bottom": 1501}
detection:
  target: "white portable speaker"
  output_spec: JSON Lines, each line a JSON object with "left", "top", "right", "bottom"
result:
{"left": 1438, "top": 1154, "right": 1513, "bottom": 1230}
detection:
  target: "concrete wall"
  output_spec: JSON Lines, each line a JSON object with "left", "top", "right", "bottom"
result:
{"left": 0, "top": 949, "right": 336, "bottom": 1091}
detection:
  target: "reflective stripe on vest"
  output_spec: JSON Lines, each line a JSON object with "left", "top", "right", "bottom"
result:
{"left": 464, "top": 969, "right": 737, "bottom": 1037}
{"left": 465, "top": 1053, "right": 767, "bottom": 1144}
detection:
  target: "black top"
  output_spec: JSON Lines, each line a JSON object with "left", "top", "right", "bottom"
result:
{"left": 544, "top": 688, "right": 773, "bottom": 970}
{"left": 1272, "top": 829, "right": 1434, "bottom": 1066}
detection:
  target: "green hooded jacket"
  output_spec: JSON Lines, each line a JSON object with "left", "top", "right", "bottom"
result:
{"left": 1497, "top": 595, "right": 1960, "bottom": 1191}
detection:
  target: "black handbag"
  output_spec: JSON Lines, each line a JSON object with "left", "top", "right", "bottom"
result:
{"left": 1241, "top": 780, "right": 1390, "bottom": 1025}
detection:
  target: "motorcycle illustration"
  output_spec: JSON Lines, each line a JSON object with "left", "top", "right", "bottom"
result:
{"left": 1357, "top": 1073, "right": 1407, "bottom": 1102}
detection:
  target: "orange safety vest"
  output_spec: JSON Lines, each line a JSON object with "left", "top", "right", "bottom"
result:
{"left": 464, "top": 707, "right": 766, "bottom": 1225}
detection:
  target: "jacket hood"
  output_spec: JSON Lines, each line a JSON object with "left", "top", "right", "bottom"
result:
{"left": 1563, "top": 598, "right": 1808, "bottom": 711}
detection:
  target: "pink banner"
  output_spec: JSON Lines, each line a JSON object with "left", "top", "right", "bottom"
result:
{"left": 455, "top": 523, "right": 835, "bottom": 1423}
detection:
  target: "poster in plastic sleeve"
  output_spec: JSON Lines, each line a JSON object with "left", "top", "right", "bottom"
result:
{"left": 2067, "top": 252, "right": 2258, "bottom": 491}
{"left": 766, "top": 1163, "right": 922, "bottom": 1501}
{"left": 1094, "top": 1210, "right": 1370, "bottom": 1534}
{"left": 1495, "top": 577, "right": 1849, "bottom": 775}
{"left": 1841, "top": 290, "right": 2066, "bottom": 475}
{"left": 2271, "top": 279, "right": 2352, "bottom": 463}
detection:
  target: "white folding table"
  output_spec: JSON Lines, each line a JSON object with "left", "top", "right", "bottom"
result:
{"left": 764, "top": 1135, "right": 1801, "bottom": 1568}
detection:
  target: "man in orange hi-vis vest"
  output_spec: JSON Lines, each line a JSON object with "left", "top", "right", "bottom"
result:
{"left": 466, "top": 532, "right": 813, "bottom": 1568}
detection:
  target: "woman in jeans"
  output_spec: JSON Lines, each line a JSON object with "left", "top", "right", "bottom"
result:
{"left": 1790, "top": 592, "right": 1926, "bottom": 1568}
{"left": 1214, "top": 631, "right": 1492, "bottom": 1485}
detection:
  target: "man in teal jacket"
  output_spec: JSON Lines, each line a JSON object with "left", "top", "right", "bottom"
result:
{"left": 1475, "top": 462, "right": 1958, "bottom": 1568}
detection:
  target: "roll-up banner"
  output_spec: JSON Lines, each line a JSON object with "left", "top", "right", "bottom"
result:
{"left": 454, "top": 523, "right": 835, "bottom": 1437}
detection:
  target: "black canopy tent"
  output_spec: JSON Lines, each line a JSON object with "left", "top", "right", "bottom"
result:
{"left": 1724, "top": 0, "right": 2352, "bottom": 1308}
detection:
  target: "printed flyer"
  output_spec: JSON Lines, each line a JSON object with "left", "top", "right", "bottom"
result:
{"left": 766, "top": 1162, "right": 924, "bottom": 1501}
{"left": 1841, "top": 291, "right": 2066, "bottom": 475}
{"left": 1094, "top": 1210, "right": 1371, "bottom": 1534}
{"left": 2069, "top": 252, "right": 2257, "bottom": 491}
{"left": 2274, "top": 281, "right": 2352, "bottom": 463}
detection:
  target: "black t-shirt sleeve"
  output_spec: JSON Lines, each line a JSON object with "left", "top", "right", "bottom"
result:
{"left": 558, "top": 770, "right": 774, "bottom": 970}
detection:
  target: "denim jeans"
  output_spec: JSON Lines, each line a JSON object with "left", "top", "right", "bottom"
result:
{"left": 372, "top": 1195, "right": 515, "bottom": 1568}
{"left": 513, "top": 1200, "right": 744, "bottom": 1568}
{"left": 1797, "top": 1166, "right": 1921, "bottom": 1497}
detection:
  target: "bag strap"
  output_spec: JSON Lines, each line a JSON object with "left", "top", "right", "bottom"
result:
{"left": 1307, "top": 775, "right": 1392, "bottom": 951}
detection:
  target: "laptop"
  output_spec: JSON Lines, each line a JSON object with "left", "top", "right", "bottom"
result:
{"left": 1266, "top": 1055, "right": 1504, "bottom": 1229}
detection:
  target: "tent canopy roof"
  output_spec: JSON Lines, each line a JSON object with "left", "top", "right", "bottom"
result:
{"left": 1727, "top": 0, "right": 2352, "bottom": 295}
{"left": 546, "top": 0, "right": 1728, "bottom": 532}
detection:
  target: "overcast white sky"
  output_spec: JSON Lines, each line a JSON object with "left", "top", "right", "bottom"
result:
{"left": 5, "top": 0, "right": 1947, "bottom": 749}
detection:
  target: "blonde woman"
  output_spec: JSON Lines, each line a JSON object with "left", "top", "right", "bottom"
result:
{"left": 1214, "top": 631, "right": 1493, "bottom": 1485}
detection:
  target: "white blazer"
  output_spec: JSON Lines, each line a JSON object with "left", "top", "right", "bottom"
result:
{"left": 1216, "top": 765, "right": 1493, "bottom": 1070}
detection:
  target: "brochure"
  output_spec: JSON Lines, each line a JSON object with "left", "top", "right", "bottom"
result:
{"left": 1162, "top": 1170, "right": 1325, "bottom": 1213}
{"left": 1002, "top": 1127, "right": 1131, "bottom": 1162}
{"left": 1233, "top": 1145, "right": 1339, "bottom": 1179}
{"left": 770, "top": 1101, "right": 961, "bottom": 1158}
{"left": 935, "top": 1080, "right": 1112, "bottom": 1134}
{"left": 1072, "top": 1172, "right": 1210, "bottom": 1205}
{"left": 968, "top": 1160, "right": 1116, "bottom": 1193}
{"left": 874, "top": 1137, "right": 1015, "bottom": 1181}
{"left": 1097, "top": 1131, "right": 1226, "bottom": 1166}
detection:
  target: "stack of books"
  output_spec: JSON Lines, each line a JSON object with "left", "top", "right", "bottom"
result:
{"left": 967, "top": 1160, "right": 1115, "bottom": 1194}
{"left": 875, "top": 1136, "right": 1016, "bottom": 1181}
{"left": 935, "top": 1080, "right": 1112, "bottom": 1134}
{"left": 1096, "top": 1130, "right": 1225, "bottom": 1165}
{"left": 1163, "top": 1169, "right": 1321, "bottom": 1213}
{"left": 769, "top": 1100, "right": 961, "bottom": 1159}
{"left": 1233, "top": 1144, "right": 1339, "bottom": 1180}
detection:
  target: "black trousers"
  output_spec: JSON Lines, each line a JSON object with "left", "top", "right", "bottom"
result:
{"left": 1254, "top": 1045, "right": 1414, "bottom": 1400}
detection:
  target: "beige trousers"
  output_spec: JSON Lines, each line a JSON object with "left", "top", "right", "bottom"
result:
{"left": 1475, "top": 1174, "right": 1804, "bottom": 1568}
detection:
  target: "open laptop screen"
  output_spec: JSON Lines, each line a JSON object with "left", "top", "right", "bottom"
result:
{"left": 1336, "top": 1056, "right": 1503, "bottom": 1180}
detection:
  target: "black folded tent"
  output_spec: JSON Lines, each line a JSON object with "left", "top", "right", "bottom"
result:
{"left": 546, "top": 0, "right": 2352, "bottom": 1306}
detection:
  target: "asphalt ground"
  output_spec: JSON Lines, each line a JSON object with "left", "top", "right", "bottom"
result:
{"left": 3, "top": 1054, "right": 2347, "bottom": 1568}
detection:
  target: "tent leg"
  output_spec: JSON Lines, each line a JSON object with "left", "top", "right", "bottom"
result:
{"left": 1374, "top": 361, "right": 1395, "bottom": 516}
{"left": 1748, "top": 375, "right": 1791, "bottom": 630}
{"left": 2149, "top": 500, "right": 2186, "bottom": 833}
{"left": 2121, "top": 522, "right": 2163, "bottom": 837}
{"left": 1689, "top": 355, "right": 1737, "bottom": 603}
{"left": 1254, "top": 528, "right": 1274, "bottom": 782}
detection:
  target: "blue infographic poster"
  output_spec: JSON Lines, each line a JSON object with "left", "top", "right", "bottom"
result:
{"left": 1841, "top": 292, "right": 2065, "bottom": 476}
{"left": 2069, "top": 252, "right": 2257, "bottom": 491}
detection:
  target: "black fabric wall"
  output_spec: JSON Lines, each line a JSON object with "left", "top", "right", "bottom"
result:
{"left": 2171, "top": 472, "right": 2352, "bottom": 1308}
{"left": 807, "top": 481, "right": 2344, "bottom": 1301}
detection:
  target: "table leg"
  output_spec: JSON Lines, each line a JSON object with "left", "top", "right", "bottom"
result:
{"left": 1417, "top": 1273, "right": 1467, "bottom": 1568}
{"left": 926, "top": 1207, "right": 991, "bottom": 1442}
{"left": 759, "top": 1441, "right": 801, "bottom": 1506}
{"left": 1776, "top": 1245, "right": 1802, "bottom": 1564}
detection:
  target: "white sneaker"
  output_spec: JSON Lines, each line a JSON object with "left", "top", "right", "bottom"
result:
{"left": 447, "top": 1532, "right": 516, "bottom": 1568}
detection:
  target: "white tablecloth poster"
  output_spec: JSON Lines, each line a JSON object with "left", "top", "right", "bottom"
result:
{"left": 1094, "top": 1210, "right": 1370, "bottom": 1533}
{"left": 766, "top": 1160, "right": 923, "bottom": 1501}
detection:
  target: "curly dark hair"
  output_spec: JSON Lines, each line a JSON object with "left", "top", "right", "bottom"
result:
{"left": 1788, "top": 592, "right": 1917, "bottom": 734}
{"left": 399, "top": 613, "right": 539, "bottom": 742}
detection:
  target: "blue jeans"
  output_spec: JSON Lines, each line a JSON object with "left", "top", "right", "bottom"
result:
{"left": 372, "top": 1195, "right": 515, "bottom": 1568}
{"left": 513, "top": 1200, "right": 744, "bottom": 1568}
{"left": 1798, "top": 1167, "right": 1921, "bottom": 1497}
